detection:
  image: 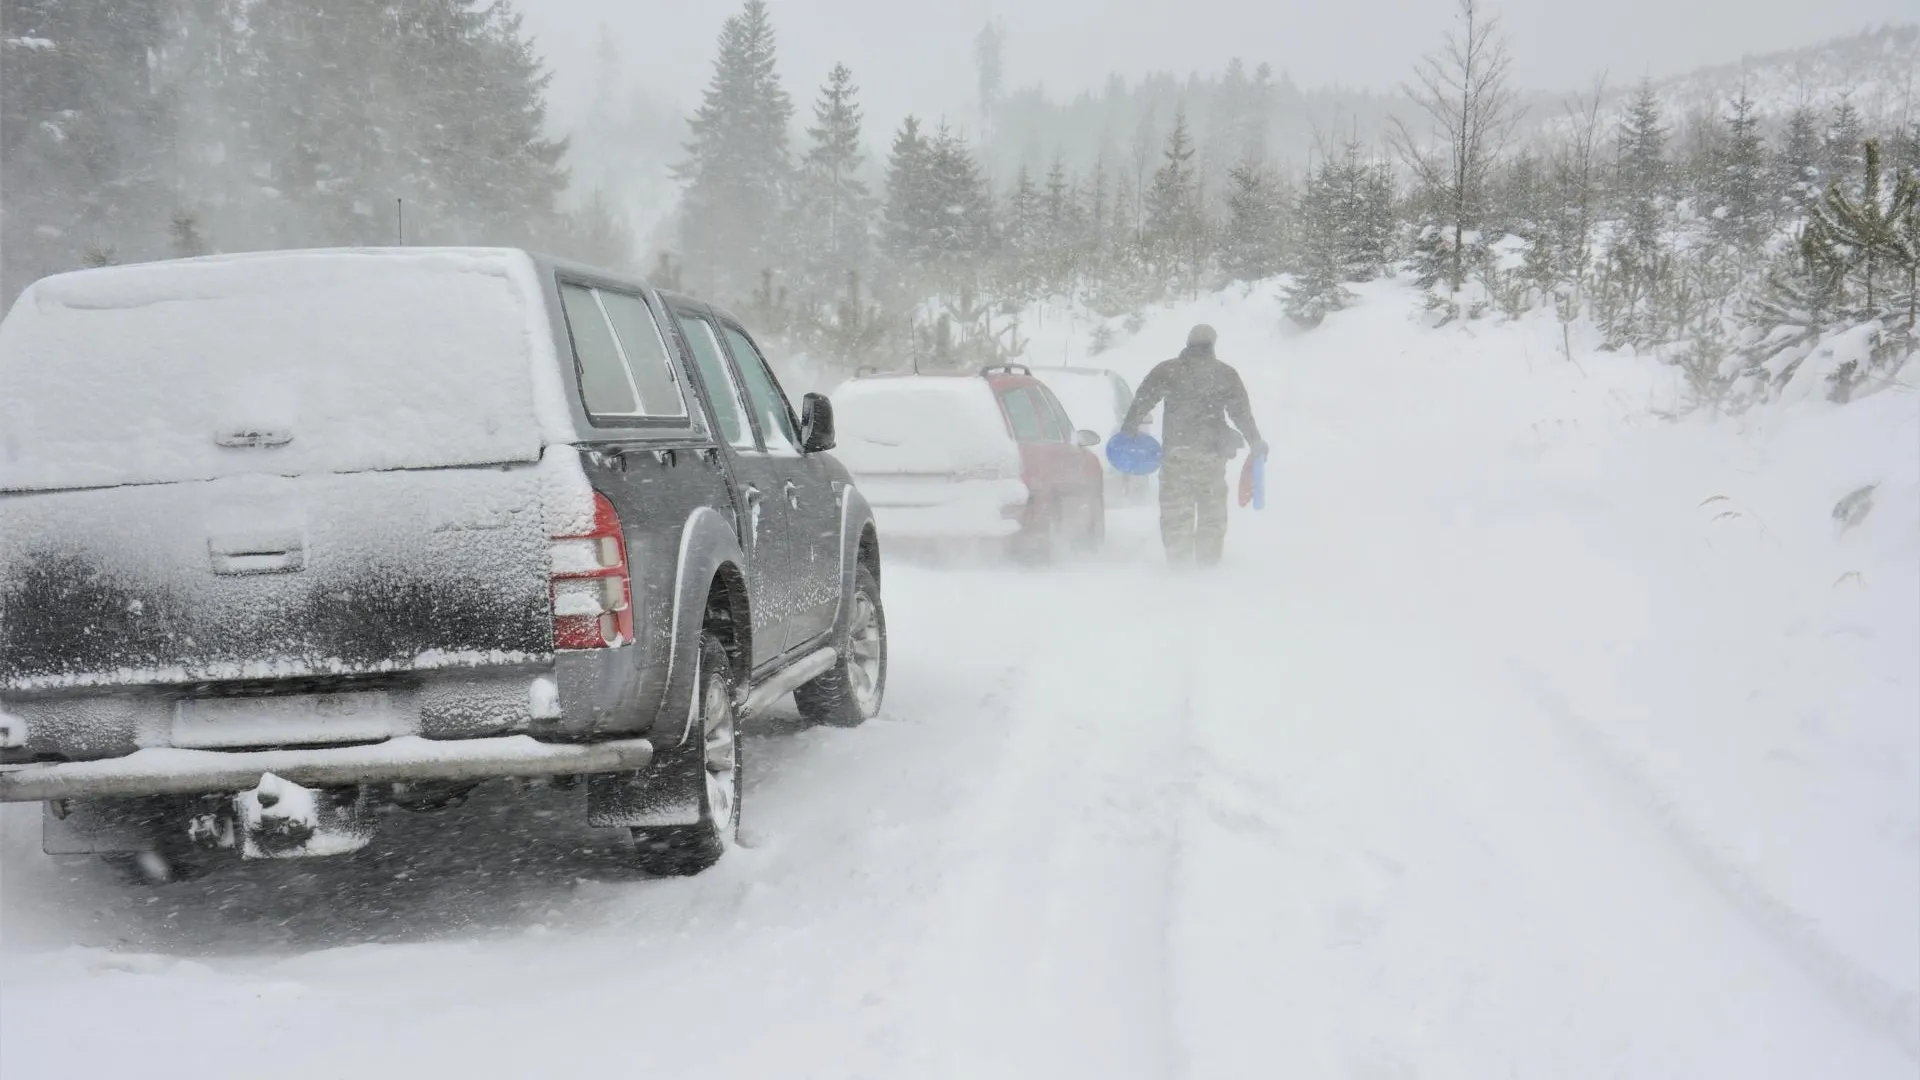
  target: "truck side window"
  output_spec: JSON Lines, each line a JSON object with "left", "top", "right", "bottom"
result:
{"left": 598, "top": 291, "right": 688, "bottom": 419}
{"left": 678, "top": 314, "right": 754, "bottom": 450}
{"left": 721, "top": 326, "right": 801, "bottom": 453}
{"left": 559, "top": 283, "right": 640, "bottom": 417}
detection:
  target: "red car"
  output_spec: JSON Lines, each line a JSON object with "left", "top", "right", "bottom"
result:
{"left": 831, "top": 363, "right": 1106, "bottom": 556}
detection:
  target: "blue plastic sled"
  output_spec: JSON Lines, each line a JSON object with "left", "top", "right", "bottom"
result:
{"left": 1106, "top": 432, "right": 1163, "bottom": 476}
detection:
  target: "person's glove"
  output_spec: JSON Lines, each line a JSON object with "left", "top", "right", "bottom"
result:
{"left": 1250, "top": 438, "right": 1270, "bottom": 460}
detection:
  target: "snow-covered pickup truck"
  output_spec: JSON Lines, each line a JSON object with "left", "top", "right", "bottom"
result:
{"left": 0, "top": 248, "right": 886, "bottom": 880}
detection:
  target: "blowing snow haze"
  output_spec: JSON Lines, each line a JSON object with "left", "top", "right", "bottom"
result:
{"left": 520, "top": 0, "right": 1917, "bottom": 119}
{"left": 2, "top": 0, "right": 1919, "bottom": 1078}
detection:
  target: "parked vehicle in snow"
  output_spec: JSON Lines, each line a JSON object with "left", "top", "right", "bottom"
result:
{"left": 1032, "top": 365, "right": 1153, "bottom": 506}
{"left": 831, "top": 364, "right": 1106, "bottom": 558}
{"left": 0, "top": 247, "right": 887, "bottom": 880}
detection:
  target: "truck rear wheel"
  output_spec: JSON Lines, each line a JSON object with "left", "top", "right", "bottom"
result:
{"left": 795, "top": 566, "right": 886, "bottom": 728}
{"left": 630, "top": 633, "right": 740, "bottom": 876}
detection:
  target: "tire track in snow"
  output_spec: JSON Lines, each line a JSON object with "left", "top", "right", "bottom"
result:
{"left": 1522, "top": 671, "right": 1920, "bottom": 1061}
{"left": 855, "top": 565, "right": 1189, "bottom": 1079}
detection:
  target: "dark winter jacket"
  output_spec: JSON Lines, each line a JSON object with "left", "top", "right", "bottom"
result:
{"left": 1120, "top": 344, "right": 1264, "bottom": 458}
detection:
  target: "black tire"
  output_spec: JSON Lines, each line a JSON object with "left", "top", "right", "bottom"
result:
{"left": 794, "top": 565, "right": 887, "bottom": 728}
{"left": 631, "top": 633, "right": 741, "bottom": 876}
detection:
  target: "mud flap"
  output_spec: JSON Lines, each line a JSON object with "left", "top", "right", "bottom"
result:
{"left": 586, "top": 738, "right": 703, "bottom": 828}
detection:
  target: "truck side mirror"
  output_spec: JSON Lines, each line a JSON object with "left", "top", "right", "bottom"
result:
{"left": 800, "top": 393, "right": 836, "bottom": 453}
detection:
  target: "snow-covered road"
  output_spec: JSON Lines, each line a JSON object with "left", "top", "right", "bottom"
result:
{"left": 4, "top": 283, "right": 1915, "bottom": 1078}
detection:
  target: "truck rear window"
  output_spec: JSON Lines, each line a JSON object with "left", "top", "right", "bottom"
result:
{"left": 0, "top": 250, "right": 565, "bottom": 492}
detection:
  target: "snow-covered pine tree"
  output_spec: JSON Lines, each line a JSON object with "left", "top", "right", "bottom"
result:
{"left": 1144, "top": 110, "right": 1201, "bottom": 288}
{"left": 1804, "top": 139, "right": 1920, "bottom": 325}
{"left": 1775, "top": 106, "right": 1824, "bottom": 214}
{"left": 1282, "top": 162, "right": 1351, "bottom": 327}
{"left": 246, "top": 0, "right": 567, "bottom": 250}
{"left": 434, "top": 1, "right": 570, "bottom": 247}
{"left": 882, "top": 116, "right": 934, "bottom": 271}
{"left": 1615, "top": 80, "right": 1669, "bottom": 261}
{"left": 1711, "top": 91, "right": 1770, "bottom": 251}
{"left": 794, "top": 62, "right": 874, "bottom": 307}
{"left": 1325, "top": 140, "right": 1394, "bottom": 282}
{"left": 1824, "top": 99, "right": 1865, "bottom": 187}
{"left": 1241, "top": 63, "right": 1275, "bottom": 166}
{"left": 1042, "top": 155, "right": 1080, "bottom": 291}
{"left": 1541, "top": 78, "right": 1607, "bottom": 302}
{"left": 1220, "top": 159, "right": 1284, "bottom": 283}
{"left": 673, "top": 0, "right": 794, "bottom": 301}
{"left": 1600, "top": 79, "right": 1672, "bottom": 346}
{"left": 923, "top": 123, "right": 994, "bottom": 286}
{"left": 1001, "top": 164, "right": 1045, "bottom": 301}
{"left": 1, "top": 0, "right": 172, "bottom": 301}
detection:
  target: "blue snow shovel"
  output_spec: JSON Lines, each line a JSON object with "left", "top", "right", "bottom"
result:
{"left": 1106, "top": 432, "right": 1162, "bottom": 476}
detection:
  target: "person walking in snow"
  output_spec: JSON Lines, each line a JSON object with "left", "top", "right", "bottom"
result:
{"left": 1119, "top": 324, "right": 1267, "bottom": 566}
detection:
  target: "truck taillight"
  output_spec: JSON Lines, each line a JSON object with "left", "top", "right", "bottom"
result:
{"left": 551, "top": 492, "right": 633, "bottom": 649}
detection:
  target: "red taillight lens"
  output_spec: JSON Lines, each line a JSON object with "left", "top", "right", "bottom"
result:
{"left": 551, "top": 492, "right": 633, "bottom": 649}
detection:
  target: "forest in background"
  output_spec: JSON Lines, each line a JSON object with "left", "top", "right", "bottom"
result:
{"left": 3, "top": 1, "right": 1916, "bottom": 412}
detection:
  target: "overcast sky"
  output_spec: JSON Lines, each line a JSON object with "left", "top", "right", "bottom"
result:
{"left": 520, "top": 0, "right": 1914, "bottom": 125}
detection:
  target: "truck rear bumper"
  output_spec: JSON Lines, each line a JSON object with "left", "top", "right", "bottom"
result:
{"left": 0, "top": 734, "right": 654, "bottom": 802}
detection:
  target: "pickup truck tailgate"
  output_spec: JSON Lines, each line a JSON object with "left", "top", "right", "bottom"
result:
{"left": 0, "top": 464, "right": 555, "bottom": 692}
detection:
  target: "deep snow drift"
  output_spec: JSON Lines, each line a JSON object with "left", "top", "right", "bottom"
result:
{"left": 3, "top": 278, "right": 1915, "bottom": 1078}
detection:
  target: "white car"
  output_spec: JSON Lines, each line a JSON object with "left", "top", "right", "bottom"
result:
{"left": 830, "top": 366, "right": 1107, "bottom": 556}
{"left": 1032, "top": 365, "right": 1153, "bottom": 506}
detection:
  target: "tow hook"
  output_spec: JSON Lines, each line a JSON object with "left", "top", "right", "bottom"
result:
{"left": 233, "top": 773, "right": 373, "bottom": 859}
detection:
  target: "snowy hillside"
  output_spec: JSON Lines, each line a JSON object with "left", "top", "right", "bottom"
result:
{"left": 1535, "top": 25, "right": 1920, "bottom": 133}
{"left": 5, "top": 277, "right": 1916, "bottom": 1077}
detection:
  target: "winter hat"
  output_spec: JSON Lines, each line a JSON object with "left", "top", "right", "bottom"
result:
{"left": 1187, "top": 324, "right": 1218, "bottom": 349}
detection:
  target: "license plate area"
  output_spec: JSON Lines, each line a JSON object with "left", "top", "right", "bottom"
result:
{"left": 172, "top": 692, "right": 398, "bottom": 749}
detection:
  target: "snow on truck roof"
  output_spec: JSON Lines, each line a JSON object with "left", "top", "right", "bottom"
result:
{"left": 0, "top": 248, "right": 579, "bottom": 492}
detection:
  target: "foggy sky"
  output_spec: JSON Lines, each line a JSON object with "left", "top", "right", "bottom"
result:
{"left": 521, "top": 0, "right": 1914, "bottom": 128}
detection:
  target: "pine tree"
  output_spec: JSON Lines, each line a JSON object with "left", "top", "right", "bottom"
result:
{"left": 1804, "top": 139, "right": 1920, "bottom": 324}
{"left": 1601, "top": 80, "right": 1671, "bottom": 345}
{"left": 1824, "top": 99, "right": 1865, "bottom": 185}
{"left": 1616, "top": 80, "right": 1669, "bottom": 261}
{"left": 882, "top": 116, "right": 933, "bottom": 269}
{"left": 1002, "top": 164, "right": 1045, "bottom": 299}
{"left": 169, "top": 209, "right": 208, "bottom": 258}
{"left": 795, "top": 62, "right": 873, "bottom": 302}
{"left": 247, "top": 0, "right": 567, "bottom": 250}
{"left": 1220, "top": 159, "right": 1283, "bottom": 282}
{"left": 1711, "top": 91, "right": 1770, "bottom": 250}
{"left": 1282, "top": 163, "right": 1351, "bottom": 326}
{"left": 1144, "top": 110, "right": 1200, "bottom": 283}
{"left": 922, "top": 123, "right": 994, "bottom": 283}
{"left": 673, "top": 0, "right": 793, "bottom": 300}
{"left": 1775, "top": 106, "right": 1823, "bottom": 213}
{"left": 1, "top": 0, "right": 172, "bottom": 301}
